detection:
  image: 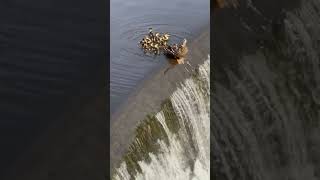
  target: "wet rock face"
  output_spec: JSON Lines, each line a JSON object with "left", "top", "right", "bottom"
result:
{"left": 213, "top": 0, "right": 320, "bottom": 179}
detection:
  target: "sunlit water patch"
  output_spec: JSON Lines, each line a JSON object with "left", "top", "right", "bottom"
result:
{"left": 113, "top": 55, "right": 210, "bottom": 180}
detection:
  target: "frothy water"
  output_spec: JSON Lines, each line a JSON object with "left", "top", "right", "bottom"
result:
{"left": 113, "top": 55, "right": 210, "bottom": 180}
{"left": 212, "top": 0, "right": 320, "bottom": 179}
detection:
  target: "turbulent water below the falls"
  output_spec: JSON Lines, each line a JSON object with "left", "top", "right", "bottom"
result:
{"left": 113, "top": 56, "right": 210, "bottom": 180}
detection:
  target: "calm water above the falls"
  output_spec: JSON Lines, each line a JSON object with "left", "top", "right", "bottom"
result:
{"left": 110, "top": 0, "right": 210, "bottom": 114}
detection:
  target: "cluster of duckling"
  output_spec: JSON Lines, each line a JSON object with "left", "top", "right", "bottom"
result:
{"left": 139, "top": 28, "right": 170, "bottom": 55}
{"left": 139, "top": 28, "right": 189, "bottom": 65}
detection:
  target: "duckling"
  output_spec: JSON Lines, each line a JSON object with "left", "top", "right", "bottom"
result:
{"left": 162, "top": 41, "right": 167, "bottom": 47}
{"left": 163, "top": 33, "right": 170, "bottom": 41}
{"left": 140, "top": 28, "right": 175, "bottom": 55}
{"left": 145, "top": 37, "right": 151, "bottom": 43}
{"left": 148, "top": 28, "right": 153, "bottom": 35}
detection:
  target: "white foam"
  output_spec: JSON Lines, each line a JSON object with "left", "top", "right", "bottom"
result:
{"left": 114, "top": 55, "right": 210, "bottom": 180}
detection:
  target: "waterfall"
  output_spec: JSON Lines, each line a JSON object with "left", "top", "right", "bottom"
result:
{"left": 212, "top": 0, "right": 320, "bottom": 179}
{"left": 113, "top": 55, "right": 210, "bottom": 180}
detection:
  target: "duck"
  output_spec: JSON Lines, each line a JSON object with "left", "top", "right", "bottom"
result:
{"left": 164, "top": 39, "right": 188, "bottom": 59}
{"left": 178, "top": 39, "right": 188, "bottom": 56}
{"left": 163, "top": 56, "right": 186, "bottom": 74}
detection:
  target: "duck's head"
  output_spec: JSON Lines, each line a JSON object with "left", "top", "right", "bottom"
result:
{"left": 182, "top": 39, "right": 187, "bottom": 47}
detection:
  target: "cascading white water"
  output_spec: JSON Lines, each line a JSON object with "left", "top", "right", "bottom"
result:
{"left": 113, "top": 55, "right": 210, "bottom": 180}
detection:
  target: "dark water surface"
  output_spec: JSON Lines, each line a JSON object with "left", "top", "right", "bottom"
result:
{"left": 0, "top": 1, "right": 106, "bottom": 178}
{"left": 110, "top": 0, "right": 209, "bottom": 114}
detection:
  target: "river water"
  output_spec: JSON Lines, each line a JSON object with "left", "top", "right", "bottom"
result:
{"left": 110, "top": 0, "right": 210, "bottom": 114}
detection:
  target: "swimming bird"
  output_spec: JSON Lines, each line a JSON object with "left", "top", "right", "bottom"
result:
{"left": 140, "top": 28, "right": 172, "bottom": 55}
{"left": 163, "top": 34, "right": 170, "bottom": 41}
{"left": 164, "top": 39, "right": 188, "bottom": 59}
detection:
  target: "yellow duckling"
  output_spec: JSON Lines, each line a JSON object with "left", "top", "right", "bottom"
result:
{"left": 140, "top": 28, "right": 175, "bottom": 55}
{"left": 163, "top": 34, "right": 170, "bottom": 41}
{"left": 145, "top": 37, "right": 151, "bottom": 43}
